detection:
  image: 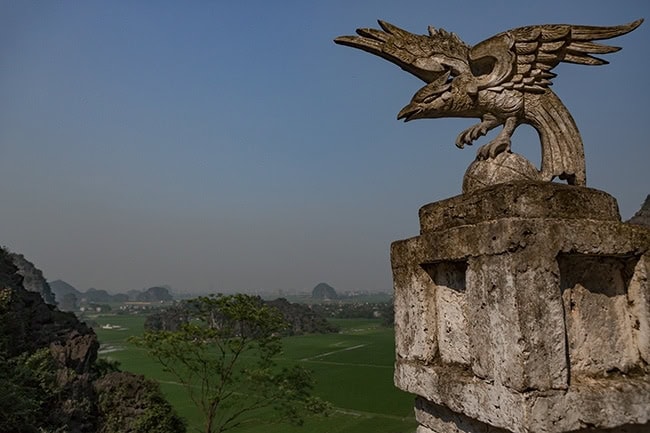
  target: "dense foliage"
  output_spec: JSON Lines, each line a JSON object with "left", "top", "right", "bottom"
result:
{"left": 144, "top": 304, "right": 190, "bottom": 332}
{"left": 310, "top": 301, "right": 394, "bottom": 325}
{"left": 145, "top": 296, "right": 339, "bottom": 335}
{"left": 257, "top": 297, "right": 339, "bottom": 335}
{"left": 0, "top": 348, "right": 60, "bottom": 433}
{"left": 132, "top": 294, "right": 329, "bottom": 433}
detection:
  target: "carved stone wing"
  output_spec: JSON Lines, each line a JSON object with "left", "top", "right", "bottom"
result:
{"left": 471, "top": 19, "right": 644, "bottom": 93}
{"left": 334, "top": 20, "right": 471, "bottom": 83}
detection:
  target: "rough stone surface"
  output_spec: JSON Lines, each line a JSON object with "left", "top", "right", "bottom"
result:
{"left": 419, "top": 181, "right": 620, "bottom": 233}
{"left": 393, "top": 265, "right": 438, "bottom": 364}
{"left": 0, "top": 249, "right": 100, "bottom": 431}
{"left": 391, "top": 181, "right": 650, "bottom": 433}
{"left": 414, "top": 395, "right": 650, "bottom": 433}
{"left": 628, "top": 194, "right": 650, "bottom": 227}
{"left": 425, "top": 262, "right": 470, "bottom": 365}
{"left": 463, "top": 152, "right": 541, "bottom": 194}
{"left": 415, "top": 397, "right": 511, "bottom": 433}
{"left": 50, "top": 330, "right": 98, "bottom": 376}
{"left": 10, "top": 252, "right": 57, "bottom": 305}
{"left": 628, "top": 256, "right": 650, "bottom": 363}
{"left": 466, "top": 252, "right": 568, "bottom": 391}
{"left": 559, "top": 255, "right": 640, "bottom": 375}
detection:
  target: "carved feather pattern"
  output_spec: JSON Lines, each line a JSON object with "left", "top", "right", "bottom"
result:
{"left": 481, "top": 19, "right": 643, "bottom": 94}
{"left": 335, "top": 19, "right": 642, "bottom": 187}
{"left": 335, "top": 20, "right": 469, "bottom": 83}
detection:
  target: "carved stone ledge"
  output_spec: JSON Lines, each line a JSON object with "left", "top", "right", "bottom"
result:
{"left": 418, "top": 181, "right": 621, "bottom": 233}
{"left": 391, "top": 182, "right": 650, "bottom": 433}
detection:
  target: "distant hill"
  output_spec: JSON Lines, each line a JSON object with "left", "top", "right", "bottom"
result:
{"left": 49, "top": 281, "right": 174, "bottom": 304}
{"left": 49, "top": 279, "right": 82, "bottom": 299}
{"left": 136, "top": 286, "right": 173, "bottom": 302}
{"left": 628, "top": 195, "right": 650, "bottom": 227}
{"left": 84, "top": 288, "right": 116, "bottom": 303}
{"left": 312, "top": 282, "right": 338, "bottom": 300}
{"left": 146, "top": 296, "right": 339, "bottom": 336}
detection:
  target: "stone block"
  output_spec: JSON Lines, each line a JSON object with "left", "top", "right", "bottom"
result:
{"left": 466, "top": 252, "right": 567, "bottom": 391}
{"left": 629, "top": 256, "right": 650, "bottom": 363}
{"left": 391, "top": 182, "right": 650, "bottom": 433}
{"left": 392, "top": 262, "right": 438, "bottom": 363}
{"left": 559, "top": 254, "right": 640, "bottom": 375}
{"left": 415, "top": 397, "right": 510, "bottom": 433}
{"left": 418, "top": 181, "right": 620, "bottom": 233}
{"left": 424, "top": 261, "right": 470, "bottom": 365}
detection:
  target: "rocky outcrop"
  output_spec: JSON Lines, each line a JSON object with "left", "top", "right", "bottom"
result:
{"left": 0, "top": 272, "right": 93, "bottom": 358}
{"left": 10, "top": 252, "right": 56, "bottom": 304}
{"left": 94, "top": 372, "right": 186, "bottom": 433}
{"left": 0, "top": 247, "right": 184, "bottom": 432}
{"left": 628, "top": 194, "right": 650, "bottom": 227}
{"left": 0, "top": 248, "right": 98, "bottom": 431}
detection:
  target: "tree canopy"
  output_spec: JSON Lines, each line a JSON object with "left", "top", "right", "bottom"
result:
{"left": 131, "top": 294, "right": 328, "bottom": 433}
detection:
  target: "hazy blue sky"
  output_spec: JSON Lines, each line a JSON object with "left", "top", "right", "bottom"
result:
{"left": 1, "top": 1, "right": 648, "bottom": 294}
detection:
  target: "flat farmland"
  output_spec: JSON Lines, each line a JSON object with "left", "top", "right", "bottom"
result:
{"left": 94, "top": 314, "right": 416, "bottom": 433}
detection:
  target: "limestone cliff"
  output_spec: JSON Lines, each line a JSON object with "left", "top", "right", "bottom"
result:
{"left": 0, "top": 248, "right": 185, "bottom": 432}
{"left": 9, "top": 252, "right": 57, "bottom": 305}
{"left": 1, "top": 248, "right": 98, "bottom": 431}
{"left": 628, "top": 194, "right": 650, "bottom": 227}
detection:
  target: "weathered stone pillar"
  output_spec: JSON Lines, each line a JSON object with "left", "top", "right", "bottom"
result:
{"left": 391, "top": 181, "right": 650, "bottom": 433}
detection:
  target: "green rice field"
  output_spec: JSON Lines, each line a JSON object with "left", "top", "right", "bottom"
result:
{"left": 93, "top": 314, "right": 417, "bottom": 433}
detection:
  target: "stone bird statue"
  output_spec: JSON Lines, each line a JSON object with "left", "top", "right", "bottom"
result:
{"left": 335, "top": 19, "right": 643, "bottom": 186}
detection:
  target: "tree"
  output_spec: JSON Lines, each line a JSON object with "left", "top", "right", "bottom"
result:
{"left": 144, "top": 305, "right": 189, "bottom": 332}
{"left": 265, "top": 298, "right": 339, "bottom": 335}
{"left": 0, "top": 348, "right": 56, "bottom": 433}
{"left": 130, "top": 294, "right": 327, "bottom": 433}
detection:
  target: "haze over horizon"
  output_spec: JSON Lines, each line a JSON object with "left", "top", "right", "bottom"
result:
{"left": 2, "top": 1, "right": 648, "bottom": 294}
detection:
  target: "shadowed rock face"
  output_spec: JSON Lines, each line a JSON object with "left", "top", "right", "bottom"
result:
{"left": 9, "top": 252, "right": 57, "bottom": 305}
{"left": 94, "top": 372, "right": 187, "bottom": 433}
{"left": 628, "top": 195, "right": 650, "bottom": 227}
{"left": 0, "top": 248, "right": 184, "bottom": 432}
{"left": 0, "top": 248, "right": 99, "bottom": 431}
{"left": 1, "top": 253, "right": 95, "bottom": 359}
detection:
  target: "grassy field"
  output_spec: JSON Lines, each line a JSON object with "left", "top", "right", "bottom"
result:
{"left": 93, "top": 314, "right": 416, "bottom": 433}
